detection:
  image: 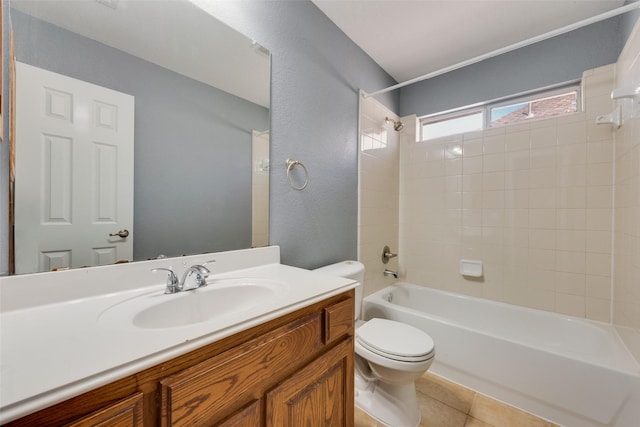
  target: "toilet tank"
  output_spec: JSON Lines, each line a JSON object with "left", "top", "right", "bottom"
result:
{"left": 313, "top": 260, "right": 364, "bottom": 319}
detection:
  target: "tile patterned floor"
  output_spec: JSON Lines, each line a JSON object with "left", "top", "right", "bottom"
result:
{"left": 354, "top": 372, "right": 561, "bottom": 427}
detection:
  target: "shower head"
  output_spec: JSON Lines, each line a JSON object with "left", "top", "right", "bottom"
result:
{"left": 385, "top": 117, "right": 404, "bottom": 131}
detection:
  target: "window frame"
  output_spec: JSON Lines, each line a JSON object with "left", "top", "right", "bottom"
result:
{"left": 419, "top": 81, "right": 581, "bottom": 141}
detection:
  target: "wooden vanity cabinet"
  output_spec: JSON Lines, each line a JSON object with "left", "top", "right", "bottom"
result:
{"left": 65, "top": 393, "right": 144, "bottom": 427}
{"left": 4, "top": 290, "right": 355, "bottom": 427}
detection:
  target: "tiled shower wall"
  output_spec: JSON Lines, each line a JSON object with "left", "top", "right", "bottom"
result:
{"left": 358, "top": 94, "right": 400, "bottom": 297}
{"left": 613, "top": 19, "right": 640, "bottom": 356}
{"left": 399, "top": 64, "right": 617, "bottom": 322}
{"left": 359, "top": 20, "right": 640, "bottom": 360}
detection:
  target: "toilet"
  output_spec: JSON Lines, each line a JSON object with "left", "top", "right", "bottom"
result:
{"left": 314, "top": 261, "right": 435, "bottom": 427}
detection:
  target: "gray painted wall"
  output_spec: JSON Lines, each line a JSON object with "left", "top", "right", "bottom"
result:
{"left": 622, "top": 1, "right": 640, "bottom": 38}
{"left": 201, "top": 1, "right": 399, "bottom": 269}
{"left": 399, "top": 16, "right": 629, "bottom": 117}
{"left": 9, "top": 10, "right": 269, "bottom": 263}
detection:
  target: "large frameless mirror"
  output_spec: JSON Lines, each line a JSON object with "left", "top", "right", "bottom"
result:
{"left": 7, "top": 0, "right": 270, "bottom": 275}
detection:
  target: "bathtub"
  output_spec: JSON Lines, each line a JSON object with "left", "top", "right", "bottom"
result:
{"left": 362, "top": 283, "right": 640, "bottom": 427}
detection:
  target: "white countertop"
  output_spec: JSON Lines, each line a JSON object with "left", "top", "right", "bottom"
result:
{"left": 0, "top": 247, "right": 355, "bottom": 423}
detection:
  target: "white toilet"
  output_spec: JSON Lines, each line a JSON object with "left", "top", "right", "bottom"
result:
{"left": 314, "top": 261, "right": 435, "bottom": 427}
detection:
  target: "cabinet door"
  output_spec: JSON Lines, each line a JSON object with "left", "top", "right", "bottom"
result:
{"left": 266, "top": 339, "right": 354, "bottom": 427}
{"left": 160, "top": 314, "right": 324, "bottom": 426}
{"left": 216, "top": 400, "right": 262, "bottom": 426}
{"left": 64, "top": 393, "right": 143, "bottom": 427}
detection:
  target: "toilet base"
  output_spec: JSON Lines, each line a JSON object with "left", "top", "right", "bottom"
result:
{"left": 355, "top": 369, "right": 421, "bottom": 427}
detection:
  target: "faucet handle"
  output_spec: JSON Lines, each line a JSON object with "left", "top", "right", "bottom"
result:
{"left": 193, "top": 264, "right": 211, "bottom": 279}
{"left": 152, "top": 267, "right": 180, "bottom": 293}
{"left": 197, "top": 260, "right": 216, "bottom": 279}
{"left": 381, "top": 245, "right": 398, "bottom": 264}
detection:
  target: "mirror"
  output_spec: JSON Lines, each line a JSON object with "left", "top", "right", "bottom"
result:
{"left": 8, "top": 0, "right": 270, "bottom": 275}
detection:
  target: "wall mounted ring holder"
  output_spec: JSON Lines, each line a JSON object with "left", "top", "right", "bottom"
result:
{"left": 286, "top": 158, "right": 309, "bottom": 191}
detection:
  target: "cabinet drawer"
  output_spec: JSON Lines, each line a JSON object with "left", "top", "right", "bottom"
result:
{"left": 324, "top": 298, "right": 354, "bottom": 345}
{"left": 160, "top": 314, "right": 324, "bottom": 426}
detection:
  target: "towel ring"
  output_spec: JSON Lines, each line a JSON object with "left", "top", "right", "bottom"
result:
{"left": 286, "top": 158, "right": 309, "bottom": 191}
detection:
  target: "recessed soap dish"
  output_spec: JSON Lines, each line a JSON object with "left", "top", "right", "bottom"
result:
{"left": 460, "top": 259, "right": 483, "bottom": 278}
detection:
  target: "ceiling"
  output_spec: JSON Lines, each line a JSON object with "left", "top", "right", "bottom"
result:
{"left": 312, "top": 0, "right": 626, "bottom": 84}
{"left": 11, "top": 0, "right": 271, "bottom": 108}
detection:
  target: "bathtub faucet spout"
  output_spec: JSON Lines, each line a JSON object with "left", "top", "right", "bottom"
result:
{"left": 383, "top": 268, "right": 398, "bottom": 279}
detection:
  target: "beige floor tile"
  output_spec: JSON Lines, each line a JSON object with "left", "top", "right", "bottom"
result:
{"left": 418, "top": 394, "right": 468, "bottom": 427}
{"left": 356, "top": 373, "right": 557, "bottom": 427}
{"left": 469, "top": 393, "right": 553, "bottom": 427}
{"left": 355, "top": 406, "right": 386, "bottom": 427}
{"left": 416, "top": 372, "right": 476, "bottom": 414}
{"left": 464, "top": 416, "right": 494, "bottom": 427}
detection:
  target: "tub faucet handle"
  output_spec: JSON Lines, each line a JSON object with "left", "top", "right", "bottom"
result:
{"left": 381, "top": 245, "right": 398, "bottom": 264}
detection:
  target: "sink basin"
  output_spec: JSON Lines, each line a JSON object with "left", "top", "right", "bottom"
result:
{"left": 99, "top": 278, "right": 288, "bottom": 329}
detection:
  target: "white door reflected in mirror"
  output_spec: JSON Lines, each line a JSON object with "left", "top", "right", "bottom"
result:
{"left": 15, "top": 62, "right": 134, "bottom": 273}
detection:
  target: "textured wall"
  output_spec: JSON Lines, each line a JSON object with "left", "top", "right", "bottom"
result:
{"left": 195, "top": 1, "right": 399, "bottom": 268}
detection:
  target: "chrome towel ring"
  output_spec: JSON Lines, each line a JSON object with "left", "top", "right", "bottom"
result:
{"left": 286, "top": 158, "right": 309, "bottom": 191}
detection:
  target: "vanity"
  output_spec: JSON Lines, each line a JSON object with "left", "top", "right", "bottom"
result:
{"left": 0, "top": 247, "right": 356, "bottom": 426}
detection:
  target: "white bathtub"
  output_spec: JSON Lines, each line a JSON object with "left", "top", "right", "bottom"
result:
{"left": 362, "top": 283, "right": 640, "bottom": 427}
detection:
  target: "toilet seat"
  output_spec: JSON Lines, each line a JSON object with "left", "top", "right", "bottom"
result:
{"left": 356, "top": 318, "right": 434, "bottom": 362}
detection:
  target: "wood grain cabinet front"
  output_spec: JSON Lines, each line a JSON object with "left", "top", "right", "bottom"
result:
{"left": 160, "top": 299, "right": 355, "bottom": 426}
{"left": 64, "top": 393, "right": 144, "bottom": 427}
{"left": 266, "top": 339, "right": 354, "bottom": 427}
{"left": 3, "top": 290, "right": 355, "bottom": 427}
{"left": 159, "top": 314, "right": 325, "bottom": 426}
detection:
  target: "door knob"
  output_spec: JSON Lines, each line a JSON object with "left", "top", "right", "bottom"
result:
{"left": 109, "top": 229, "right": 130, "bottom": 238}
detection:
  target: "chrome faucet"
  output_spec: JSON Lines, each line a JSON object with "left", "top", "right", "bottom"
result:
{"left": 152, "top": 261, "right": 215, "bottom": 294}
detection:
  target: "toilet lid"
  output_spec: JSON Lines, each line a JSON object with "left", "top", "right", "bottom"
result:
{"left": 356, "top": 318, "right": 434, "bottom": 360}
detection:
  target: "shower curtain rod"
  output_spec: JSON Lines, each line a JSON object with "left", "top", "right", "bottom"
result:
{"left": 364, "top": 2, "right": 640, "bottom": 99}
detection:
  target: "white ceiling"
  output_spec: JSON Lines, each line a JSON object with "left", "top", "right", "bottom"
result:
{"left": 11, "top": 0, "right": 271, "bottom": 108}
{"left": 313, "top": 0, "right": 626, "bottom": 84}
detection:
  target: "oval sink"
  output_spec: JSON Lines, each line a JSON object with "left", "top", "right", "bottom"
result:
{"left": 99, "top": 278, "right": 287, "bottom": 330}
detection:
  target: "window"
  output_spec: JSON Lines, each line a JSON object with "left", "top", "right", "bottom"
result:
{"left": 421, "top": 109, "right": 483, "bottom": 141}
{"left": 489, "top": 88, "right": 579, "bottom": 127}
{"left": 419, "top": 83, "right": 580, "bottom": 141}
